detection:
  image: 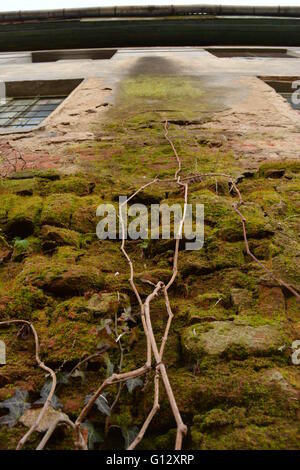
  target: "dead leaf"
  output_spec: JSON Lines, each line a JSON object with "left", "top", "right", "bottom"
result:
{"left": 19, "top": 406, "right": 69, "bottom": 433}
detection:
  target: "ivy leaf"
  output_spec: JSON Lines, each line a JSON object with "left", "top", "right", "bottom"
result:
{"left": 56, "top": 371, "right": 70, "bottom": 385}
{"left": 82, "top": 420, "right": 103, "bottom": 450}
{"left": 71, "top": 370, "right": 85, "bottom": 382}
{"left": 139, "top": 240, "right": 150, "bottom": 250}
{"left": 121, "top": 426, "right": 139, "bottom": 449}
{"left": 104, "top": 353, "right": 114, "bottom": 378}
{"left": 97, "top": 319, "right": 112, "bottom": 335}
{"left": 84, "top": 393, "right": 111, "bottom": 417}
{"left": 13, "top": 237, "right": 29, "bottom": 250}
{"left": 119, "top": 309, "right": 136, "bottom": 323}
{"left": 126, "top": 378, "right": 143, "bottom": 394}
{"left": 35, "top": 380, "right": 62, "bottom": 410}
{"left": 0, "top": 389, "right": 30, "bottom": 427}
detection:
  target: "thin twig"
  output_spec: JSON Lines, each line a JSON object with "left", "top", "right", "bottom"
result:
{"left": 128, "top": 371, "right": 160, "bottom": 450}
{"left": 174, "top": 171, "right": 300, "bottom": 300}
{"left": 68, "top": 347, "right": 110, "bottom": 378}
{"left": 76, "top": 121, "right": 188, "bottom": 450}
{"left": 36, "top": 417, "right": 80, "bottom": 451}
{"left": 0, "top": 320, "right": 86, "bottom": 450}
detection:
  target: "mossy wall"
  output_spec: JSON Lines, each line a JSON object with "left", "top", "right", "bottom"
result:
{"left": 0, "top": 73, "right": 299, "bottom": 450}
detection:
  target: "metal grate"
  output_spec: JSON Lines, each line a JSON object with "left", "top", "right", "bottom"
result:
{"left": 0, "top": 96, "right": 65, "bottom": 130}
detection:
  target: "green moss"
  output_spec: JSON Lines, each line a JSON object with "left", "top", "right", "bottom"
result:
{"left": 0, "top": 234, "right": 12, "bottom": 263}
{"left": 54, "top": 297, "right": 90, "bottom": 321}
{"left": 218, "top": 205, "right": 273, "bottom": 242}
{"left": 3, "top": 285, "right": 49, "bottom": 320}
{"left": 7, "top": 196, "right": 42, "bottom": 237}
{"left": 16, "top": 255, "right": 105, "bottom": 296}
{"left": 54, "top": 245, "right": 83, "bottom": 261}
{"left": 42, "top": 175, "right": 95, "bottom": 197}
{"left": 135, "top": 268, "right": 174, "bottom": 286}
{"left": 0, "top": 423, "right": 41, "bottom": 450}
{"left": 192, "top": 176, "right": 230, "bottom": 196}
{"left": 286, "top": 296, "right": 300, "bottom": 321}
{"left": 190, "top": 190, "right": 231, "bottom": 225}
{"left": 87, "top": 292, "right": 130, "bottom": 318}
{"left": 7, "top": 169, "right": 60, "bottom": 181}
{"left": 0, "top": 194, "right": 19, "bottom": 230}
{"left": 41, "top": 225, "right": 81, "bottom": 251}
{"left": 272, "top": 252, "right": 300, "bottom": 288}
{"left": 188, "top": 307, "right": 234, "bottom": 324}
{"left": 0, "top": 73, "right": 299, "bottom": 451}
{"left": 196, "top": 292, "right": 229, "bottom": 308}
{"left": 194, "top": 407, "right": 241, "bottom": 432}
{"left": 207, "top": 240, "right": 245, "bottom": 270}
{"left": 152, "top": 429, "right": 177, "bottom": 450}
{"left": 181, "top": 321, "right": 288, "bottom": 362}
{"left": 259, "top": 160, "right": 300, "bottom": 177}
{"left": 70, "top": 195, "right": 102, "bottom": 234}
{"left": 247, "top": 239, "right": 273, "bottom": 260}
{"left": 11, "top": 235, "right": 42, "bottom": 261}
{"left": 180, "top": 289, "right": 234, "bottom": 324}
{"left": 0, "top": 177, "right": 38, "bottom": 196}
{"left": 41, "top": 193, "right": 78, "bottom": 229}
{"left": 178, "top": 240, "right": 245, "bottom": 278}
{"left": 74, "top": 241, "right": 126, "bottom": 274}
{"left": 122, "top": 76, "right": 204, "bottom": 100}
{"left": 247, "top": 189, "right": 281, "bottom": 210}
{"left": 160, "top": 362, "right": 298, "bottom": 429}
{"left": 198, "top": 421, "right": 300, "bottom": 450}
{"left": 221, "top": 269, "right": 259, "bottom": 292}
{"left": 38, "top": 319, "right": 100, "bottom": 362}
{"left": 277, "top": 179, "right": 300, "bottom": 195}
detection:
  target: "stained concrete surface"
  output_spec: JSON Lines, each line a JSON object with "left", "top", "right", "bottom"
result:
{"left": 1, "top": 47, "right": 300, "bottom": 172}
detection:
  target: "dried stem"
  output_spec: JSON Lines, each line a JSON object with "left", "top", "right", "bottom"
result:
{"left": 75, "top": 120, "right": 188, "bottom": 450}
{"left": 36, "top": 417, "right": 82, "bottom": 451}
{"left": 75, "top": 365, "right": 151, "bottom": 446}
{"left": 68, "top": 347, "right": 110, "bottom": 378}
{"left": 232, "top": 178, "right": 298, "bottom": 298}
{"left": 0, "top": 320, "right": 57, "bottom": 449}
{"left": 2, "top": 116, "right": 296, "bottom": 453}
{"left": 128, "top": 371, "right": 160, "bottom": 450}
{"left": 175, "top": 172, "right": 300, "bottom": 300}
{"left": 0, "top": 320, "right": 86, "bottom": 450}
{"left": 105, "top": 311, "right": 125, "bottom": 436}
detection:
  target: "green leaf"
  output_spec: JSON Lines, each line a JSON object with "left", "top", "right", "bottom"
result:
{"left": 121, "top": 426, "right": 139, "bottom": 449}
{"left": 13, "top": 238, "right": 29, "bottom": 251}
{"left": 82, "top": 420, "right": 103, "bottom": 449}
{"left": 84, "top": 393, "right": 111, "bottom": 417}
{"left": 96, "top": 319, "right": 112, "bottom": 334}
{"left": 0, "top": 389, "right": 30, "bottom": 427}
{"left": 104, "top": 353, "right": 114, "bottom": 378}
{"left": 35, "top": 380, "right": 62, "bottom": 410}
{"left": 57, "top": 371, "right": 70, "bottom": 385}
{"left": 139, "top": 240, "right": 150, "bottom": 250}
{"left": 71, "top": 370, "right": 85, "bottom": 382}
{"left": 121, "top": 306, "right": 135, "bottom": 323}
{"left": 126, "top": 378, "right": 143, "bottom": 394}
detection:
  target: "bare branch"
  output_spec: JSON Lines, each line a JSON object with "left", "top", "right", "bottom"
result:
{"left": 128, "top": 371, "right": 160, "bottom": 450}
{"left": 0, "top": 319, "right": 86, "bottom": 450}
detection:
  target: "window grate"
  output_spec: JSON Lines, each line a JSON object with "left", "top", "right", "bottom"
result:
{"left": 263, "top": 80, "right": 300, "bottom": 111}
{"left": 0, "top": 96, "right": 65, "bottom": 130}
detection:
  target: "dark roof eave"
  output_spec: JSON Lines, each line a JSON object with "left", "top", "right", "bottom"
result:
{"left": 2, "top": 4, "right": 300, "bottom": 23}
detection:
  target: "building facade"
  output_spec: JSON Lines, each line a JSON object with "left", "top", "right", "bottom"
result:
{"left": 0, "top": 6, "right": 299, "bottom": 451}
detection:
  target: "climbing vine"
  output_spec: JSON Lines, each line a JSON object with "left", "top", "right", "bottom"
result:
{"left": 0, "top": 118, "right": 299, "bottom": 451}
